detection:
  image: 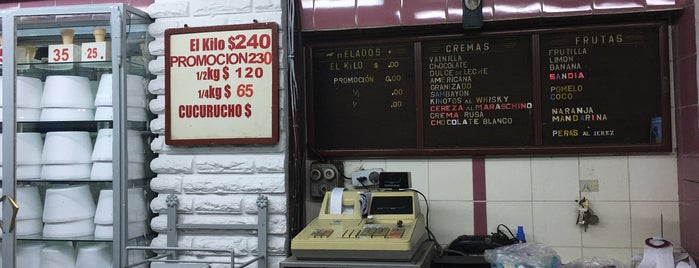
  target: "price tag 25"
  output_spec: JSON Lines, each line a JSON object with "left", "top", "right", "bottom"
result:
{"left": 81, "top": 42, "right": 111, "bottom": 62}
{"left": 49, "top": 44, "right": 80, "bottom": 63}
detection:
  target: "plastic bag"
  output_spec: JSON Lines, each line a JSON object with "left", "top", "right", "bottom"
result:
{"left": 484, "top": 242, "right": 561, "bottom": 268}
{"left": 566, "top": 257, "right": 626, "bottom": 268}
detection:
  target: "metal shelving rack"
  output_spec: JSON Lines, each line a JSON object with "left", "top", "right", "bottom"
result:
{"left": 1, "top": 4, "right": 154, "bottom": 268}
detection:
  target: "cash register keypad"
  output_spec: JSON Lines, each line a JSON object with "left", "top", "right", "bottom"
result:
{"left": 311, "top": 226, "right": 406, "bottom": 239}
{"left": 311, "top": 229, "right": 334, "bottom": 238}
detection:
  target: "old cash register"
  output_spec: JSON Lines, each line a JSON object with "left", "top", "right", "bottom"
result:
{"left": 290, "top": 188, "right": 428, "bottom": 261}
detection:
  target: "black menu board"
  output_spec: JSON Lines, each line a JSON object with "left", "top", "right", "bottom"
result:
{"left": 311, "top": 44, "right": 416, "bottom": 149}
{"left": 306, "top": 23, "right": 669, "bottom": 156}
{"left": 422, "top": 36, "right": 534, "bottom": 147}
{"left": 540, "top": 27, "right": 663, "bottom": 145}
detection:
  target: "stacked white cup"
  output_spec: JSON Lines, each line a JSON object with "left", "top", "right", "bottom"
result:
{"left": 16, "top": 132, "right": 44, "bottom": 180}
{"left": 90, "top": 129, "right": 146, "bottom": 181}
{"left": 127, "top": 187, "right": 150, "bottom": 238}
{"left": 94, "top": 187, "right": 148, "bottom": 239}
{"left": 0, "top": 132, "right": 44, "bottom": 180}
{"left": 39, "top": 244, "right": 77, "bottom": 268}
{"left": 93, "top": 189, "right": 114, "bottom": 238}
{"left": 16, "top": 185, "right": 44, "bottom": 235}
{"left": 0, "top": 186, "right": 37, "bottom": 234}
{"left": 0, "top": 76, "right": 44, "bottom": 122}
{"left": 40, "top": 75, "right": 94, "bottom": 121}
{"left": 94, "top": 74, "right": 148, "bottom": 122}
{"left": 40, "top": 131, "right": 93, "bottom": 180}
{"left": 75, "top": 242, "right": 113, "bottom": 268}
{"left": 90, "top": 129, "right": 114, "bottom": 181}
{"left": 42, "top": 184, "right": 96, "bottom": 238}
{"left": 18, "top": 242, "right": 46, "bottom": 268}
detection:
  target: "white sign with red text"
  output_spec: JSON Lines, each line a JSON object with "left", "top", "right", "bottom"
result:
{"left": 48, "top": 44, "right": 81, "bottom": 63}
{"left": 81, "top": 42, "right": 111, "bottom": 61}
{"left": 165, "top": 23, "right": 279, "bottom": 145}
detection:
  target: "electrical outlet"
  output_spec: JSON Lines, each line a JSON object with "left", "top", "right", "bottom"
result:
{"left": 309, "top": 162, "right": 341, "bottom": 198}
{"left": 351, "top": 168, "right": 383, "bottom": 187}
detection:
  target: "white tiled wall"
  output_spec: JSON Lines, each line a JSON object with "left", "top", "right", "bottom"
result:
{"left": 531, "top": 157, "right": 580, "bottom": 201}
{"left": 630, "top": 202, "right": 681, "bottom": 246}
{"left": 581, "top": 201, "right": 631, "bottom": 248}
{"left": 485, "top": 159, "right": 532, "bottom": 201}
{"left": 531, "top": 201, "right": 581, "bottom": 247}
{"left": 579, "top": 157, "right": 630, "bottom": 201}
{"left": 629, "top": 155, "right": 678, "bottom": 201}
{"left": 428, "top": 159, "right": 473, "bottom": 201}
{"left": 343, "top": 154, "right": 679, "bottom": 266}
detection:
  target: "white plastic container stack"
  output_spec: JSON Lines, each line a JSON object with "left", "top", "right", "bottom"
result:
{"left": 20, "top": 241, "right": 113, "bottom": 268}
{"left": 90, "top": 129, "right": 146, "bottom": 180}
{"left": 94, "top": 74, "right": 147, "bottom": 122}
{"left": 42, "top": 184, "right": 96, "bottom": 238}
{"left": 93, "top": 189, "right": 113, "bottom": 239}
{"left": 127, "top": 187, "right": 149, "bottom": 238}
{"left": 16, "top": 133, "right": 44, "bottom": 180}
{"left": 75, "top": 242, "right": 113, "bottom": 268}
{"left": 40, "top": 131, "right": 93, "bottom": 180}
{"left": 39, "top": 244, "right": 76, "bottom": 268}
{"left": 0, "top": 132, "right": 44, "bottom": 180}
{"left": 93, "top": 187, "right": 148, "bottom": 239}
{"left": 16, "top": 185, "right": 44, "bottom": 235}
{"left": 40, "top": 75, "right": 94, "bottom": 121}
{"left": 0, "top": 76, "right": 44, "bottom": 122}
{"left": 18, "top": 242, "right": 46, "bottom": 268}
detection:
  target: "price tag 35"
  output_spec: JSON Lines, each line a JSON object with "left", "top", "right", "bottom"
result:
{"left": 49, "top": 44, "right": 81, "bottom": 63}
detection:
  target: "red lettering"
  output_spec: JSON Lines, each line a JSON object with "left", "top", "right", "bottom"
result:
{"left": 190, "top": 38, "right": 199, "bottom": 51}
{"left": 178, "top": 105, "right": 186, "bottom": 118}
{"left": 169, "top": 52, "right": 270, "bottom": 67}
{"left": 177, "top": 104, "right": 253, "bottom": 118}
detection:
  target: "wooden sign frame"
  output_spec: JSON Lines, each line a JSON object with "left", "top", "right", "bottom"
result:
{"left": 165, "top": 23, "right": 279, "bottom": 145}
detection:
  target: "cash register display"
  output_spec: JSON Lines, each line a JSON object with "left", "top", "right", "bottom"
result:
{"left": 370, "top": 196, "right": 413, "bottom": 215}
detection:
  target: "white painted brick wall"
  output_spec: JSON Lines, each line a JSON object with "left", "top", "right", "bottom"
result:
{"left": 146, "top": 0, "right": 288, "bottom": 267}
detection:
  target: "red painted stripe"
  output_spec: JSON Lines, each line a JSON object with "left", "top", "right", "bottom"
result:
{"left": 472, "top": 157, "right": 487, "bottom": 235}
{"left": 473, "top": 158, "right": 486, "bottom": 200}
{"left": 474, "top": 201, "right": 487, "bottom": 235}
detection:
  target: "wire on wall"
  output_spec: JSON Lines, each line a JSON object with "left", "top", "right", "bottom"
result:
{"left": 286, "top": 0, "right": 305, "bottom": 239}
